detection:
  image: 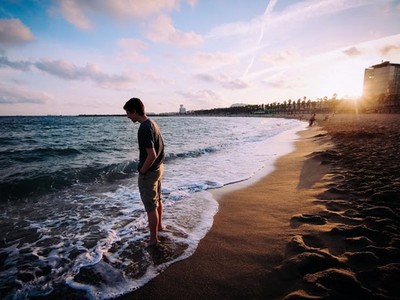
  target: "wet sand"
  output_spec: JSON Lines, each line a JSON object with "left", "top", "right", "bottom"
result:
{"left": 120, "top": 113, "right": 400, "bottom": 299}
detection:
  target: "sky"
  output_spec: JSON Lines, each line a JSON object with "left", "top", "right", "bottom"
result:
{"left": 1, "top": 0, "right": 400, "bottom": 115}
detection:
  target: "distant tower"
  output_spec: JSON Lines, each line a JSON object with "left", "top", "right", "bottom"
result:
{"left": 179, "top": 104, "right": 186, "bottom": 114}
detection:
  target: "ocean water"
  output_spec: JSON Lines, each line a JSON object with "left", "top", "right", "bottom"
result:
{"left": 0, "top": 115, "right": 306, "bottom": 299}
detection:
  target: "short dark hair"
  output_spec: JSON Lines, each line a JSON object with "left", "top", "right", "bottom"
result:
{"left": 123, "top": 97, "right": 145, "bottom": 115}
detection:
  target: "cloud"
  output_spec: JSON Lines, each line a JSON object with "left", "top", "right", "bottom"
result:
{"left": 0, "top": 55, "right": 133, "bottom": 87}
{"left": 175, "top": 88, "right": 250, "bottom": 110}
{"left": 34, "top": 59, "right": 132, "bottom": 87}
{"left": 117, "top": 38, "right": 149, "bottom": 63}
{"left": 343, "top": 46, "right": 362, "bottom": 57}
{"left": 186, "top": 0, "right": 197, "bottom": 8}
{"left": 0, "top": 56, "right": 32, "bottom": 71}
{"left": 195, "top": 72, "right": 249, "bottom": 90}
{"left": 220, "top": 79, "right": 248, "bottom": 90}
{"left": 188, "top": 51, "right": 239, "bottom": 67}
{"left": 177, "top": 89, "right": 219, "bottom": 99}
{"left": 58, "top": 0, "right": 195, "bottom": 29}
{"left": 0, "top": 84, "right": 52, "bottom": 104}
{"left": 264, "top": 78, "right": 300, "bottom": 90}
{"left": 1, "top": 54, "right": 164, "bottom": 89}
{"left": 57, "top": 1, "right": 203, "bottom": 46}
{"left": 0, "top": 19, "right": 34, "bottom": 46}
{"left": 144, "top": 14, "right": 203, "bottom": 47}
{"left": 117, "top": 38, "right": 147, "bottom": 50}
{"left": 261, "top": 49, "right": 302, "bottom": 65}
{"left": 380, "top": 44, "right": 400, "bottom": 55}
{"left": 208, "top": 0, "right": 373, "bottom": 39}
{"left": 194, "top": 73, "right": 214, "bottom": 82}
{"left": 138, "top": 71, "right": 171, "bottom": 84}
{"left": 274, "top": 0, "right": 375, "bottom": 27}
{"left": 176, "top": 89, "right": 221, "bottom": 108}
{"left": 103, "top": 0, "right": 181, "bottom": 19}
{"left": 59, "top": 0, "right": 93, "bottom": 30}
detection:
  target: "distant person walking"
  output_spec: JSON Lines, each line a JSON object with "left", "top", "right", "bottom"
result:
{"left": 124, "top": 97, "right": 165, "bottom": 246}
{"left": 309, "top": 113, "right": 316, "bottom": 127}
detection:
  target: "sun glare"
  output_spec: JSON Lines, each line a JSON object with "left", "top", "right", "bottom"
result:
{"left": 309, "top": 66, "right": 363, "bottom": 100}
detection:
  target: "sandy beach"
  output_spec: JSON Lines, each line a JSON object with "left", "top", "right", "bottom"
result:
{"left": 120, "top": 113, "right": 400, "bottom": 300}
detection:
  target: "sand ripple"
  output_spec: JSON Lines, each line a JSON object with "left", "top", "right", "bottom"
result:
{"left": 279, "top": 114, "right": 400, "bottom": 299}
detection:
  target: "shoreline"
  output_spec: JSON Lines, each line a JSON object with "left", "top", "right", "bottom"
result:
{"left": 119, "top": 113, "right": 400, "bottom": 299}
{"left": 119, "top": 124, "right": 332, "bottom": 299}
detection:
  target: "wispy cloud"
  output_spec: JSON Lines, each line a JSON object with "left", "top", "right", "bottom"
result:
{"left": 57, "top": 0, "right": 194, "bottom": 28}
{"left": 0, "top": 56, "right": 32, "bottom": 70}
{"left": 343, "top": 47, "right": 363, "bottom": 57}
{"left": 188, "top": 51, "right": 239, "bottom": 67}
{"left": 264, "top": 77, "right": 304, "bottom": 91}
{"left": 143, "top": 14, "right": 203, "bottom": 47}
{"left": 271, "top": 0, "right": 375, "bottom": 26}
{"left": 0, "top": 83, "right": 52, "bottom": 104}
{"left": 0, "top": 19, "right": 34, "bottom": 47}
{"left": 103, "top": 0, "right": 181, "bottom": 19}
{"left": 117, "top": 38, "right": 150, "bottom": 63}
{"left": 221, "top": 79, "right": 249, "bottom": 90}
{"left": 176, "top": 89, "right": 222, "bottom": 108}
{"left": 195, "top": 72, "right": 249, "bottom": 90}
{"left": 208, "top": 0, "right": 374, "bottom": 39}
{"left": 0, "top": 54, "right": 168, "bottom": 89}
{"left": 57, "top": 0, "right": 203, "bottom": 47}
{"left": 261, "top": 49, "right": 302, "bottom": 65}
{"left": 34, "top": 59, "right": 132, "bottom": 87}
{"left": 177, "top": 89, "right": 219, "bottom": 100}
{"left": 59, "top": 0, "right": 93, "bottom": 30}
{"left": 380, "top": 44, "right": 400, "bottom": 55}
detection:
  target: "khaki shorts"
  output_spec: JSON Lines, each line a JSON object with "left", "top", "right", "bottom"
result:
{"left": 138, "top": 164, "right": 164, "bottom": 212}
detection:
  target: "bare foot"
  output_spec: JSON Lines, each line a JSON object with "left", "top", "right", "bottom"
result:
{"left": 148, "top": 239, "right": 160, "bottom": 247}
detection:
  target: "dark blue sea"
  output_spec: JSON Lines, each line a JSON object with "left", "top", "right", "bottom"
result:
{"left": 0, "top": 115, "right": 305, "bottom": 299}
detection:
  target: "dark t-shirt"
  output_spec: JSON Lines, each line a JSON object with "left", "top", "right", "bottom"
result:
{"left": 137, "top": 119, "right": 165, "bottom": 171}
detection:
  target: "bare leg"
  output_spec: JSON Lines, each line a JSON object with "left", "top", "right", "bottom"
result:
{"left": 157, "top": 201, "right": 163, "bottom": 231}
{"left": 147, "top": 210, "right": 159, "bottom": 245}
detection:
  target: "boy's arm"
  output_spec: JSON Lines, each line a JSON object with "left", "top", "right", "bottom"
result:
{"left": 139, "top": 147, "right": 157, "bottom": 174}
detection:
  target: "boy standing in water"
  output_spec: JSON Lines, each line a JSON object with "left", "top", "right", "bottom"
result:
{"left": 123, "top": 98, "right": 165, "bottom": 246}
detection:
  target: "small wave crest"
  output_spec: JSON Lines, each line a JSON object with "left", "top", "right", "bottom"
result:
{"left": 166, "top": 146, "right": 217, "bottom": 160}
{"left": 0, "top": 160, "right": 139, "bottom": 201}
{"left": 1, "top": 147, "right": 83, "bottom": 163}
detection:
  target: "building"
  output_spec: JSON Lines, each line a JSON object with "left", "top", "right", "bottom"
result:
{"left": 179, "top": 104, "right": 186, "bottom": 114}
{"left": 363, "top": 61, "right": 400, "bottom": 108}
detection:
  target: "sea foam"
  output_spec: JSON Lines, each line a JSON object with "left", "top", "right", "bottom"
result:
{"left": 0, "top": 116, "right": 306, "bottom": 299}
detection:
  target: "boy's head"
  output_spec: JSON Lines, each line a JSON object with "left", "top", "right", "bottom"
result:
{"left": 123, "top": 97, "right": 145, "bottom": 115}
